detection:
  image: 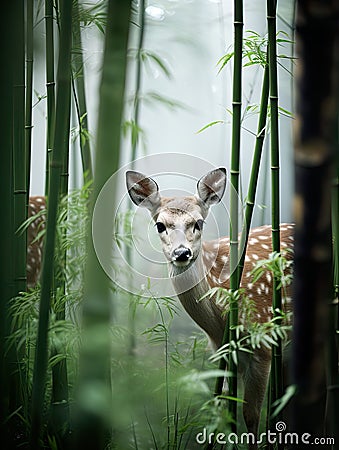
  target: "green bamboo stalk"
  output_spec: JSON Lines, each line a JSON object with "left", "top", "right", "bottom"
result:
{"left": 72, "top": 0, "right": 93, "bottom": 183}
{"left": 74, "top": 1, "right": 131, "bottom": 448}
{"left": 238, "top": 64, "right": 269, "bottom": 283}
{"left": 126, "top": 0, "right": 145, "bottom": 356}
{"left": 45, "top": 0, "right": 56, "bottom": 196}
{"left": 267, "top": 0, "right": 282, "bottom": 428}
{"left": 49, "top": 0, "right": 72, "bottom": 443}
{"left": 131, "top": 0, "right": 145, "bottom": 164}
{"left": 212, "top": 0, "right": 243, "bottom": 436}
{"left": 13, "top": 0, "right": 27, "bottom": 294}
{"left": 30, "top": 0, "right": 73, "bottom": 446}
{"left": 228, "top": 0, "right": 243, "bottom": 432}
{"left": 25, "top": 0, "right": 34, "bottom": 197}
{"left": 0, "top": 4, "right": 15, "bottom": 446}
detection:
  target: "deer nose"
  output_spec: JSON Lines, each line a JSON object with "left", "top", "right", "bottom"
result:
{"left": 172, "top": 247, "right": 192, "bottom": 262}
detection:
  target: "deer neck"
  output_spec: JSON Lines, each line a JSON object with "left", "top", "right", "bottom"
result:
{"left": 169, "top": 250, "right": 225, "bottom": 348}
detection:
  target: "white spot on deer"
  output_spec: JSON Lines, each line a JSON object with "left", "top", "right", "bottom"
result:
{"left": 247, "top": 282, "right": 253, "bottom": 290}
{"left": 222, "top": 255, "right": 228, "bottom": 264}
{"left": 257, "top": 287, "right": 262, "bottom": 295}
{"left": 260, "top": 282, "right": 265, "bottom": 291}
{"left": 261, "top": 243, "right": 269, "bottom": 250}
{"left": 252, "top": 254, "right": 259, "bottom": 260}
{"left": 266, "top": 273, "right": 272, "bottom": 283}
{"left": 256, "top": 313, "right": 261, "bottom": 319}
{"left": 250, "top": 238, "right": 259, "bottom": 245}
{"left": 245, "top": 255, "right": 250, "bottom": 262}
{"left": 258, "top": 235, "right": 269, "bottom": 240}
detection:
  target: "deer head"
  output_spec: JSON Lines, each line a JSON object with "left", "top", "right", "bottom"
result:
{"left": 126, "top": 168, "right": 227, "bottom": 268}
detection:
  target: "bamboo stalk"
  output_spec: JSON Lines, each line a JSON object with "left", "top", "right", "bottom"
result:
{"left": 0, "top": 4, "right": 15, "bottom": 446}
{"left": 126, "top": 0, "right": 145, "bottom": 357}
{"left": 45, "top": 0, "right": 56, "bottom": 196}
{"left": 267, "top": 0, "right": 283, "bottom": 428}
{"left": 13, "top": 0, "right": 27, "bottom": 294}
{"left": 30, "top": 0, "right": 73, "bottom": 446}
{"left": 74, "top": 1, "right": 131, "bottom": 448}
{"left": 131, "top": 0, "right": 145, "bottom": 164}
{"left": 238, "top": 64, "right": 269, "bottom": 283}
{"left": 327, "top": 118, "right": 339, "bottom": 445}
{"left": 292, "top": 0, "right": 337, "bottom": 438}
{"left": 25, "top": 0, "right": 34, "bottom": 197}
{"left": 228, "top": 0, "right": 243, "bottom": 432}
{"left": 49, "top": 0, "right": 72, "bottom": 443}
{"left": 72, "top": 0, "right": 93, "bottom": 183}
{"left": 212, "top": 0, "right": 243, "bottom": 437}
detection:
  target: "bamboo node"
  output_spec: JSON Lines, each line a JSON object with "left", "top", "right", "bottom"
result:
{"left": 230, "top": 169, "right": 240, "bottom": 175}
{"left": 271, "top": 165, "right": 280, "bottom": 170}
{"left": 46, "top": 81, "right": 56, "bottom": 87}
{"left": 50, "top": 161, "right": 63, "bottom": 168}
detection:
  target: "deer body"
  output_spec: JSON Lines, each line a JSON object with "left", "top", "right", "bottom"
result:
{"left": 126, "top": 168, "right": 293, "bottom": 442}
{"left": 27, "top": 196, "right": 46, "bottom": 288}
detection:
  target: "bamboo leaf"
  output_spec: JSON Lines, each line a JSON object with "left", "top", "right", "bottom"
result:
{"left": 140, "top": 49, "right": 172, "bottom": 78}
{"left": 217, "top": 51, "right": 234, "bottom": 73}
{"left": 196, "top": 120, "right": 224, "bottom": 134}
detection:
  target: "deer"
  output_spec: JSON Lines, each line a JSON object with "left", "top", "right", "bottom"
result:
{"left": 27, "top": 196, "right": 46, "bottom": 288}
{"left": 126, "top": 167, "right": 294, "bottom": 444}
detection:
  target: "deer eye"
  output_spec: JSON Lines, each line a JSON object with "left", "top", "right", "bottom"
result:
{"left": 155, "top": 222, "right": 166, "bottom": 233}
{"left": 194, "top": 219, "right": 204, "bottom": 232}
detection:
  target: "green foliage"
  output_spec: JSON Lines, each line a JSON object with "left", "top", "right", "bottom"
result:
{"left": 76, "top": 0, "right": 107, "bottom": 34}
{"left": 217, "top": 30, "right": 294, "bottom": 72}
{"left": 251, "top": 250, "right": 293, "bottom": 291}
{"left": 210, "top": 310, "right": 292, "bottom": 366}
{"left": 138, "top": 48, "right": 172, "bottom": 79}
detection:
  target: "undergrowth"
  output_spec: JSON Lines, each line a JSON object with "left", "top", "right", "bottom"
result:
{"left": 9, "top": 186, "right": 295, "bottom": 449}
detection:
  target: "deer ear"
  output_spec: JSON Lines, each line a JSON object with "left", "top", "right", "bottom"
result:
{"left": 126, "top": 170, "right": 161, "bottom": 213}
{"left": 197, "top": 168, "right": 227, "bottom": 207}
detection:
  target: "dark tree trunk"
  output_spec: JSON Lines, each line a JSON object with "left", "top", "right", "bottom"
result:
{"left": 292, "top": 1, "right": 339, "bottom": 446}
